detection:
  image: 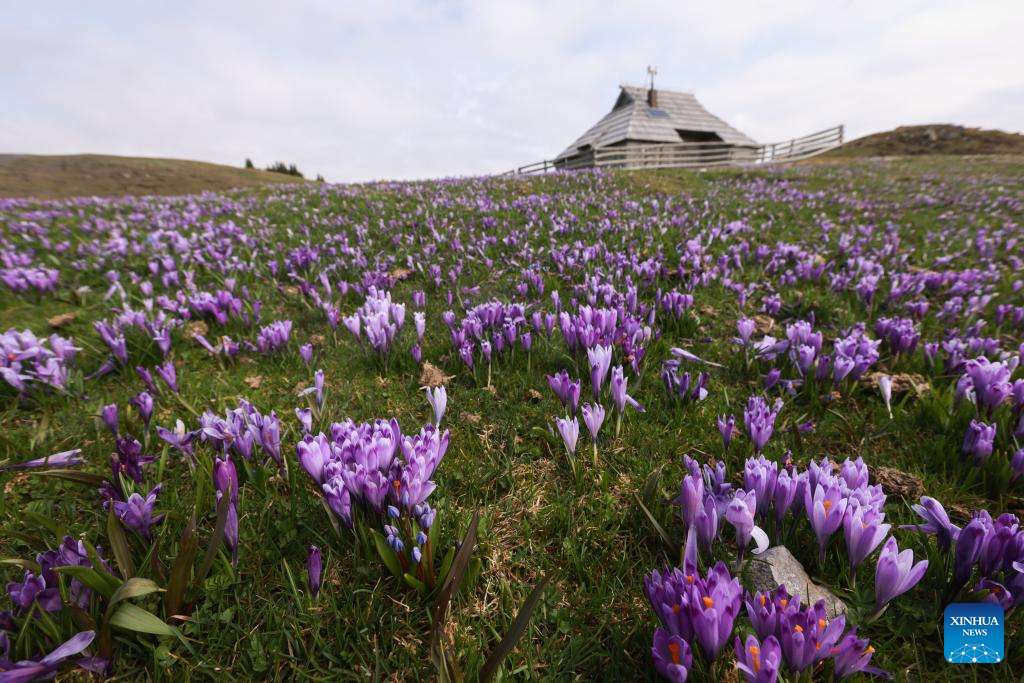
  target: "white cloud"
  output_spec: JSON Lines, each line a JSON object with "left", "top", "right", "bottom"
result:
{"left": 1, "top": 0, "right": 1021, "bottom": 182}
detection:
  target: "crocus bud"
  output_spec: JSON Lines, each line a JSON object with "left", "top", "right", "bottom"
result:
{"left": 307, "top": 545, "right": 322, "bottom": 599}
{"left": 101, "top": 404, "right": 119, "bottom": 437}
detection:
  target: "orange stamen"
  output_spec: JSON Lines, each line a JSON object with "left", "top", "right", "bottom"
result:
{"left": 702, "top": 597, "right": 713, "bottom": 609}
{"left": 667, "top": 642, "right": 681, "bottom": 665}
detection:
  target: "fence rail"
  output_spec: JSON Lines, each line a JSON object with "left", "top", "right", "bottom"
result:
{"left": 506, "top": 124, "right": 844, "bottom": 175}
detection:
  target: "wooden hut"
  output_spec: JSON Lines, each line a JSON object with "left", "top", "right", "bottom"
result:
{"left": 554, "top": 84, "right": 758, "bottom": 169}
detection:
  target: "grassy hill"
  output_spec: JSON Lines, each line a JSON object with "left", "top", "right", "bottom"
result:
{"left": 0, "top": 153, "right": 306, "bottom": 199}
{"left": 824, "top": 124, "right": 1024, "bottom": 158}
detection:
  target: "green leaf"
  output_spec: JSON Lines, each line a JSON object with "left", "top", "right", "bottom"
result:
{"left": 32, "top": 470, "right": 109, "bottom": 487}
{"left": 478, "top": 574, "right": 552, "bottom": 682}
{"left": 164, "top": 513, "right": 197, "bottom": 618}
{"left": 55, "top": 565, "right": 119, "bottom": 600}
{"left": 634, "top": 492, "right": 674, "bottom": 552}
{"left": 107, "top": 507, "right": 135, "bottom": 579}
{"left": 430, "top": 509, "right": 480, "bottom": 683}
{"left": 194, "top": 493, "right": 231, "bottom": 586}
{"left": 403, "top": 572, "right": 427, "bottom": 593}
{"left": 106, "top": 577, "right": 164, "bottom": 616}
{"left": 371, "top": 528, "right": 405, "bottom": 580}
{"left": 0, "top": 557, "right": 41, "bottom": 573}
{"left": 433, "top": 510, "right": 480, "bottom": 625}
{"left": 81, "top": 538, "right": 123, "bottom": 596}
{"left": 23, "top": 510, "right": 66, "bottom": 542}
{"left": 108, "top": 602, "right": 181, "bottom": 638}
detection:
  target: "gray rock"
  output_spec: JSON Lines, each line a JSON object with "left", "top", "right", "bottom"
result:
{"left": 745, "top": 546, "right": 847, "bottom": 618}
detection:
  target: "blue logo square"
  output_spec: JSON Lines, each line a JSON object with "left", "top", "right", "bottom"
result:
{"left": 944, "top": 603, "right": 1004, "bottom": 663}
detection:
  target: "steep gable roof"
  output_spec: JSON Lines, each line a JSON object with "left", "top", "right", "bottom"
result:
{"left": 555, "top": 85, "right": 757, "bottom": 160}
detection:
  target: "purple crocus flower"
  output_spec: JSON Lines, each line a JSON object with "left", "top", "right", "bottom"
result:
{"left": 718, "top": 415, "right": 734, "bottom": 452}
{"left": 672, "top": 468, "right": 704, "bottom": 529}
{"left": 878, "top": 375, "right": 893, "bottom": 418}
{"left": 213, "top": 456, "right": 239, "bottom": 504}
{"left": 831, "top": 629, "right": 891, "bottom": 679}
{"left": 130, "top": 391, "right": 154, "bottom": 431}
{"left": 734, "top": 634, "right": 781, "bottom": 683}
{"left": 296, "top": 434, "right": 332, "bottom": 485}
{"left": 156, "top": 420, "right": 198, "bottom": 460}
{"left": 425, "top": 386, "right": 447, "bottom": 426}
{"left": 296, "top": 407, "right": 313, "bottom": 434}
{"left": 587, "top": 344, "right": 613, "bottom": 400}
{"left": 112, "top": 484, "right": 163, "bottom": 540}
{"left": 900, "top": 496, "right": 960, "bottom": 553}
{"left": 965, "top": 357, "right": 1013, "bottom": 415}
{"left": 725, "top": 489, "right": 757, "bottom": 551}
{"left": 299, "top": 343, "right": 314, "bottom": 365}
{"left": 736, "top": 318, "right": 756, "bottom": 346}
{"left": 744, "top": 396, "right": 781, "bottom": 454}
{"left": 694, "top": 496, "right": 719, "bottom": 552}
{"left": 217, "top": 491, "right": 239, "bottom": 565}
{"left": 0, "top": 449, "right": 83, "bottom": 471}
{"left": 962, "top": 420, "right": 996, "bottom": 462}
{"left": 843, "top": 506, "right": 891, "bottom": 578}
{"left": 1011, "top": 449, "right": 1024, "bottom": 482}
{"left": 136, "top": 366, "right": 159, "bottom": 395}
{"left": 307, "top": 545, "right": 322, "bottom": 599}
{"left": 806, "top": 482, "right": 848, "bottom": 561}
{"left": 581, "top": 403, "right": 605, "bottom": 443}
{"left": 154, "top": 359, "right": 178, "bottom": 393}
{"left": 651, "top": 628, "right": 692, "bottom": 683}
{"left": 555, "top": 416, "right": 579, "bottom": 458}
{"left": 772, "top": 470, "right": 801, "bottom": 523}
{"left": 873, "top": 537, "right": 928, "bottom": 614}
{"left": 690, "top": 562, "right": 743, "bottom": 662}
{"left": 101, "top": 403, "right": 119, "bottom": 437}
{"left": 743, "top": 456, "right": 778, "bottom": 519}
{"left": 952, "top": 516, "right": 987, "bottom": 588}
{"left": 0, "top": 630, "right": 95, "bottom": 682}
{"left": 6, "top": 572, "right": 46, "bottom": 611}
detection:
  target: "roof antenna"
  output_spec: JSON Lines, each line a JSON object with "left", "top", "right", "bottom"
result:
{"left": 646, "top": 65, "right": 658, "bottom": 107}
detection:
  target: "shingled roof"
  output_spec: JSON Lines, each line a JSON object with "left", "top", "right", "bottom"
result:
{"left": 555, "top": 85, "right": 757, "bottom": 160}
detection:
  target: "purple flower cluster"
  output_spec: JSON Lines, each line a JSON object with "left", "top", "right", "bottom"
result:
{"left": 255, "top": 319, "right": 293, "bottom": 353}
{"left": 297, "top": 419, "right": 448, "bottom": 527}
{"left": 1, "top": 265, "right": 59, "bottom": 294}
{"left": 198, "top": 400, "right": 283, "bottom": 466}
{"left": 344, "top": 287, "right": 405, "bottom": 356}
{"left": 904, "top": 497, "right": 1024, "bottom": 611}
{"left": 5, "top": 537, "right": 113, "bottom": 614}
{"left": 874, "top": 316, "right": 920, "bottom": 356}
{"left": 0, "top": 329, "right": 76, "bottom": 394}
{"left": 660, "top": 360, "right": 709, "bottom": 404}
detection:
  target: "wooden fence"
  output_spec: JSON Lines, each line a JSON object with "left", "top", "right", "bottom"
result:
{"left": 506, "top": 124, "right": 844, "bottom": 175}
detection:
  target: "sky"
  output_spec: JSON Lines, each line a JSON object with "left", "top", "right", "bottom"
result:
{"left": 2, "top": 1, "right": 1022, "bottom": 182}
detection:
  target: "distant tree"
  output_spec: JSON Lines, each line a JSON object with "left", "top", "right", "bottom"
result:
{"left": 316, "top": 174, "right": 325, "bottom": 183}
{"left": 265, "top": 161, "right": 304, "bottom": 179}
{"left": 244, "top": 158, "right": 255, "bottom": 169}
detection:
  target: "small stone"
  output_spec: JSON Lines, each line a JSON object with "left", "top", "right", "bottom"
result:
{"left": 483, "top": 385, "right": 497, "bottom": 397}
{"left": 244, "top": 375, "right": 263, "bottom": 389}
{"left": 870, "top": 465, "right": 924, "bottom": 500}
{"left": 526, "top": 389, "right": 543, "bottom": 403}
{"left": 746, "top": 546, "right": 847, "bottom": 618}
{"left": 419, "top": 362, "right": 452, "bottom": 388}
{"left": 47, "top": 312, "right": 77, "bottom": 328}
{"left": 866, "top": 371, "right": 930, "bottom": 397}
{"left": 752, "top": 314, "right": 775, "bottom": 333}
{"left": 185, "top": 320, "right": 209, "bottom": 338}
